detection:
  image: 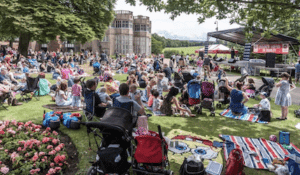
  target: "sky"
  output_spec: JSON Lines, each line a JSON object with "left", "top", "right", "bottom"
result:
{"left": 115, "top": 0, "right": 241, "bottom": 40}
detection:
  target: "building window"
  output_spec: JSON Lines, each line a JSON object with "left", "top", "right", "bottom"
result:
{"left": 102, "top": 35, "right": 109, "bottom": 42}
{"left": 116, "top": 20, "right": 122, "bottom": 28}
{"left": 122, "top": 21, "right": 129, "bottom": 28}
{"left": 141, "top": 25, "right": 146, "bottom": 31}
{"left": 129, "top": 21, "right": 133, "bottom": 29}
{"left": 41, "top": 44, "right": 48, "bottom": 48}
{"left": 64, "top": 41, "right": 74, "bottom": 48}
{"left": 134, "top": 25, "right": 140, "bottom": 31}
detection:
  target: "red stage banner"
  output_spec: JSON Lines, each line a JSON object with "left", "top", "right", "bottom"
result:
{"left": 253, "top": 43, "right": 289, "bottom": 54}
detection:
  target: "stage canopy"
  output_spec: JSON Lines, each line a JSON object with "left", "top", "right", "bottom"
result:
{"left": 207, "top": 27, "right": 300, "bottom": 46}
{"left": 195, "top": 44, "right": 238, "bottom": 54}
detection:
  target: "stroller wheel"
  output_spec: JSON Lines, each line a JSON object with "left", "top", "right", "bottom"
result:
{"left": 216, "top": 104, "right": 221, "bottom": 108}
{"left": 211, "top": 113, "right": 215, "bottom": 117}
{"left": 194, "top": 106, "right": 199, "bottom": 111}
{"left": 87, "top": 166, "right": 97, "bottom": 175}
{"left": 197, "top": 108, "right": 202, "bottom": 115}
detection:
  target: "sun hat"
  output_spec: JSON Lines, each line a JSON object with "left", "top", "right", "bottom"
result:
{"left": 260, "top": 92, "right": 268, "bottom": 97}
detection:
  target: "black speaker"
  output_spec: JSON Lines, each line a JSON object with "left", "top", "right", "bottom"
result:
{"left": 228, "top": 59, "right": 236, "bottom": 63}
{"left": 266, "top": 53, "right": 276, "bottom": 68}
{"left": 199, "top": 52, "right": 204, "bottom": 59}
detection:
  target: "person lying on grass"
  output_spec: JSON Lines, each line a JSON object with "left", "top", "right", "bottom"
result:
{"left": 160, "top": 86, "right": 195, "bottom": 117}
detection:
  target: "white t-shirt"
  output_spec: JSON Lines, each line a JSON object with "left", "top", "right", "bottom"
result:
{"left": 259, "top": 98, "right": 270, "bottom": 110}
{"left": 56, "top": 90, "right": 66, "bottom": 106}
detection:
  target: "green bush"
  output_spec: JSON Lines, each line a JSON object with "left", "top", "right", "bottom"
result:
{"left": 164, "top": 50, "right": 180, "bottom": 59}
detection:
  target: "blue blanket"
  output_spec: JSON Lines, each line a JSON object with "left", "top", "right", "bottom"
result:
{"left": 219, "top": 108, "right": 268, "bottom": 124}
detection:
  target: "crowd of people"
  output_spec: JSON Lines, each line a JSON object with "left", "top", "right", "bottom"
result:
{"left": 0, "top": 45, "right": 297, "bottom": 132}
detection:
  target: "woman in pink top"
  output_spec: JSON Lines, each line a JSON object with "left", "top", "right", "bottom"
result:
{"left": 71, "top": 77, "right": 82, "bottom": 109}
{"left": 196, "top": 57, "right": 203, "bottom": 75}
{"left": 61, "top": 64, "right": 71, "bottom": 80}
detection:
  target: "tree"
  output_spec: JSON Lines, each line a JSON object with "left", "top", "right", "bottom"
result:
{"left": 125, "top": 0, "right": 300, "bottom": 39}
{"left": 0, "top": 0, "right": 115, "bottom": 56}
{"left": 151, "top": 37, "right": 163, "bottom": 54}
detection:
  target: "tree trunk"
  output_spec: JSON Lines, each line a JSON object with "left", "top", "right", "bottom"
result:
{"left": 9, "top": 39, "right": 13, "bottom": 48}
{"left": 18, "top": 33, "right": 31, "bottom": 57}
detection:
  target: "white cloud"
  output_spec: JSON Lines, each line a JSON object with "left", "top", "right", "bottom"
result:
{"left": 115, "top": 0, "right": 240, "bottom": 40}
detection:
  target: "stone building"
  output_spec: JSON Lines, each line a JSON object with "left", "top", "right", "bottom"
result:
{"left": 23, "top": 10, "right": 152, "bottom": 56}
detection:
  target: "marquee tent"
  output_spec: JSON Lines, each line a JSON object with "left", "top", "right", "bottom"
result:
{"left": 195, "top": 44, "right": 239, "bottom": 54}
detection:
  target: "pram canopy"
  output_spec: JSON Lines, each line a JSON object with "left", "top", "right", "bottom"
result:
{"left": 201, "top": 81, "right": 215, "bottom": 98}
{"left": 182, "top": 72, "right": 194, "bottom": 84}
{"left": 262, "top": 77, "right": 275, "bottom": 88}
{"left": 101, "top": 107, "right": 135, "bottom": 133}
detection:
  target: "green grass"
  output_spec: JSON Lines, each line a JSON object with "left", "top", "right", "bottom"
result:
{"left": 1, "top": 67, "right": 300, "bottom": 175}
{"left": 163, "top": 46, "right": 202, "bottom": 55}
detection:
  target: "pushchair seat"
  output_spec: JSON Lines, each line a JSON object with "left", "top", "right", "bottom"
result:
{"left": 197, "top": 81, "right": 215, "bottom": 116}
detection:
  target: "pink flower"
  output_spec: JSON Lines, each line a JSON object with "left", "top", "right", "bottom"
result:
{"left": 17, "top": 122, "right": 24, "bottom": 126}
{"left": 29, "top": 168, "right": 40, "bottom": 175}
{"left": 4, "top": 149, "right": 8, "bottom": 153}
{"left": 0, "top": 166, "right": 9, "bottom": 174}
{"left": 17, "top": 147, "right": 22, "bottom": 152}
{"left": 47, "top": 168, "right": 56, "bottom": 175}
{"left": 35, "top": 128, "right": 40, "bottom": 132}
{"left": 10, "top": 152, "right": 19, "bottom": 163}
{"left": 59, "top": 163, "right": 63, "bottom": 166}
{"left": 0, "top": 130, "right": 5, "bottom": 135}
{"left": 42, "top": 159, "right": 45, "bottom": 162}
{"left": 46, "top": 127, "right": 51, "bottom": 132}
{"left": 55, "top": 146, "right": 61, "bottom": 152}
{"left": 11, "top": 120, "right": 17, "bottom": 126}
{"left": 44, "top": 156, "right": 47, "bottom": 160}
{"left": 39, "top": 152, "right": 45, "bottom": 157}
{"left": 0, "top": 140, "right": 2, "bottom": 144}
{"left": 42, "top": 137, "right": 50, "bottom": 143}
{"left": 47, "top": 145, "right": 53, "bottom": 150}
{"left": 0, "top": 161, "right": 2, "bottom": 164}
{"left": 55, "top": 167, "right": 62, "bottom": 172}
{"left": 25, "top": 153, "right": 29, "bottom": 157}
{"left": 50, "top": 163, "right": 55, "bottom": 167}
{"left": 52, "top": 131, "right": 58, "bottom": 136}
{"left": 32, "top": 154, "right": 39, "bottom": 162}
{"left": 52, "top": 139, "right": 58, "bottom": 145}
{"left": 48, "top": 150, "right": 56, "bottom": 155}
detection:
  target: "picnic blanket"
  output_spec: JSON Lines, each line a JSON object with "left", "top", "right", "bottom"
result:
{"left": 43, "top": 104, "right": 81, "bottom": 113}
{"left": 220, "top": 108, "right": 268, "bottom": 124}
{"left": 220, "top": 134, "right": 300, "bottom": 170}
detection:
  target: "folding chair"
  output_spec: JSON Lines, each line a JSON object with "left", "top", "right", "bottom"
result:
{"left": 0, "top": 93, "right": 10, "bottom": 110}
{"left": 112, "top": 98, "right": 138, "bottom": 128}
{"left": 20, "top": 77, "right": 40, "bottom": 103}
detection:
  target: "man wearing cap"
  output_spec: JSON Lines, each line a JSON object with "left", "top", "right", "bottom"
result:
{"left": 254, "top": 92, "right": 270, "bottom": 110}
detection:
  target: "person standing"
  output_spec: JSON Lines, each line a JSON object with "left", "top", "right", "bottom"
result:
{"left": 203, "top": 54, "right": 215, "bottom": 78}
{"left": 275, "top": 72, "right": 295, "bottom": 120}
{"left": 196, "top": 57, "right": 203, "bottom": 75}
{"left": 231, "top": 47, "right": 235, "bottom": 59}
{"left": 176, "top": 54, "right": 180, "bottom": 68}
{"left": 295, "top": 59, "right": 300, "bottom": 84}
{"left": 169, "top": 57, "right": 174, "bottom": 73}
{"left": 100, "top": 51, "right": 107, "bottom": 65}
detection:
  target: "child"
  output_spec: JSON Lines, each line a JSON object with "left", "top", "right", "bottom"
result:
{"left": 71, "top": 77, "right": 82, "bottom": 109}
{"left": 193, "top": 70, "right": 199, "bottom": 78}
{"left": 152, "top": 90, "right": 161, "bottom": 111}
{"left": 19, "top": 77, "right": 27, "bottom": 92}
{"left": 148, "top": 89, "right": 157, "bottom": 107}
{"left": 254, "top": 92, "right": 270, "bottom": 110}
{"left": 55, "top": 81, "right": 72, "bottom": 106}
{"left": 203, "top": 68, "right": 208, "bottom": 81}
{"left": 98, "top": 87, "right": 112, "bottom": 107}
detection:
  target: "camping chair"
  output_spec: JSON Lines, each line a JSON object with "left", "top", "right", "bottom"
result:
{"left": 0, "top": 92, "right": 10, "bottom": 110}
{"left": 112, "top": 98, "right": 138, "bottom": 128}
{"left": 20, "top": 77, "right": 40, "bottom": 103}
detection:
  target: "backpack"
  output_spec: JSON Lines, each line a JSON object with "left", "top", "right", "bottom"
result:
{"left": 78, "top": 69, "right": 84, "bottom": 75}
{"left": 295, "top": 109, "right": 300, "bottom": 118}
{"left": 62, "top": 113, "right": 82, "bottom": 129}
{"left": 154, "top": 60, "right": 160, "bottom": 71}
{"left": 187, "top": 80, "right": 201, "bottom": 99}
{"left": 179, "top": 157, "right": 205, "bottom": 175}
{"left": 42, "top": 111, "right": 61, "bottom": 130}
{"left": 225, "top": 148, "right": 245, "bottom": 175}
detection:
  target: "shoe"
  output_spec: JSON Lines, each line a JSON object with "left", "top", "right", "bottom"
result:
{"left": 276, "top": 117, "right": 285, "bottom": 120}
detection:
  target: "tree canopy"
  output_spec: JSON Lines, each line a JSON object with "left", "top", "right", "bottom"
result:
{"left": 151, "top": 37, "right": 164, "bottom": 54}
{"left": 125, "top": 0, "right": 300, "bottom": 39}
{"left": 0, "top": 0, "right": 115, "bottom": 56}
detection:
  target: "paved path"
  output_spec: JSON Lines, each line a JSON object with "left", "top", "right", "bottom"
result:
{"left": 163, "top": 59, "right": 300, "bottom": 105}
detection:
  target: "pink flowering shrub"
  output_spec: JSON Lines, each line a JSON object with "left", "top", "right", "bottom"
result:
{"left": 0, "top": 120, "right": 68, "bottom": 174}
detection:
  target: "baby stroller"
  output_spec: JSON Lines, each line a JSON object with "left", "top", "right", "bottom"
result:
{"left": 81, "top": 107, "right": 173, "bottom": 175}
{"left": 93, "top": 62, "right": 101, "bottom": 75}
{"left": 173, "top": 72, "right": 184, "bottom": 90}
{"left": 196, "top": 81, "right": 216, "bottom": 116}
{"left": 216, "top": 79, "right": 230, "bottom": 108}
{"left": 187, "top": 79, "right": 201, "bottom": 106}
{"left": 255, "top": 77, "right": 274, "bottom": 101}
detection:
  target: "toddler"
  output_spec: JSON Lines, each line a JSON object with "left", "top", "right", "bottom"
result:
{"left": 152, "top": 90, "right": 161, "bottom": 111}
{"left": 254, "top": 92, "right": 270, "bottom": 110}
{"left": 71, "top": 77, "right": 82, "bottom": 109}
{"left": 203, "top": 68, "right": 208, "bottom": 81}
{"left": 98, "top": 87, "right": 112, "bottom": 107}
{"left": 19, "top": 77, "right": 27, "bottom": 92}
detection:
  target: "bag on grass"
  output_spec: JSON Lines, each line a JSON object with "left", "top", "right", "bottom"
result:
{"left": 179, "top": 157, "right": 205, "bottom": 175}
{"left": 225, "top": 148, "right": 245, "bottom": 175}
{"left": 62, "top": 113, "right": 82, "bottom": 129}
{"left": 42, "top": 111, "right": 61, "bottom": 130}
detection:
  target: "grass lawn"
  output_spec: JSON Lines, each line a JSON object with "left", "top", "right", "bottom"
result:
{"left": 163, "top": 46, "right": 202, "bottom": 55}
{"left": 1, "top": 66, "right": 300, "bottom": 175}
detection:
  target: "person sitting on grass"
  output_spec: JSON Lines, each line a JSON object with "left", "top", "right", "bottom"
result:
{"left": 55, "top": 80, "right": 72, "bottom": 106}
{"left": 254, "top": 92, "right": 271, "bottom": 110}
{"left": 97, "top": 87, "right": 112, "bottom": 108}
{"left": 152, "top": 90, "right": 161, "bottom": 112}
{"left": 160, "top": 87, "right": 196, "bottom": 117}
{"left": 224, "top": 77, "right": 249, "bottom": 115}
